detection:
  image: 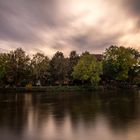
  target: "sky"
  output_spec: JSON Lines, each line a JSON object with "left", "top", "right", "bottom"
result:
{"left": 0, "top": 0, "right": 140, "bottom": 56}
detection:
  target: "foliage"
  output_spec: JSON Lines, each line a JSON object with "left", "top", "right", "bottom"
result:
{"left": 0, "top": 46, "right": 139, "bottom": 87}
{"left": 72, "top": 53, "right": 102, "bottom": 85}
{"left": 31, "top": 53, "right": 50, "bottom": 85}
{"left": 0, "top": 48, "right": 30, "bottom": 86}
{"left": 103, "top": 46, "right": 140, "bottom": 82}
{"left": 68, "top": 51, "right": 79, "bottom": 83}
{"left": 49, "top": 51, "right": 68, "bottom": 85}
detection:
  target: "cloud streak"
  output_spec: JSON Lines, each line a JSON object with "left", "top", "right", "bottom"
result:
{"left": 0, "top": 0, "right": 139, "bottom": 56}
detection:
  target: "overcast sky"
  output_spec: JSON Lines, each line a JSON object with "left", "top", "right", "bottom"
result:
{"left": 0, "top": 0, "right": 140, "bottom": 56}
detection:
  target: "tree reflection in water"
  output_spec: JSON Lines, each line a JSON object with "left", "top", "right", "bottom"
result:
{"left": 0, "top": 90, "right": 139, "bottom": 140}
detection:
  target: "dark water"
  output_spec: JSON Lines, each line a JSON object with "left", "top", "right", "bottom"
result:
{"left": 0, "top": 90, "right": 140, "bottom": 140}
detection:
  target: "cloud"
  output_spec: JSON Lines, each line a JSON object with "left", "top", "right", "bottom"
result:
{"left": 0, "top": 0, "right": 139, "bottom": 56}
{"left": 124, "top": 0, "right": 140, "bottom": 16}
{"left": 0, "top": 0, "right": 68, "bottom": 43}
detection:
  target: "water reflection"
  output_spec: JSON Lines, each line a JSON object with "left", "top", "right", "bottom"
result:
{"left": 0, "top": 90, "right": 139, "bottom": 140}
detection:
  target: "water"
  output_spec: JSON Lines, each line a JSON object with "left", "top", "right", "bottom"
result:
{"left": 0, "top": 90, "right": 140, "bottom": 140}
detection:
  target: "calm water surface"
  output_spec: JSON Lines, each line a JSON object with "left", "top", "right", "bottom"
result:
{"left": 0, "top": 90, "right": 140, "bottom": 140}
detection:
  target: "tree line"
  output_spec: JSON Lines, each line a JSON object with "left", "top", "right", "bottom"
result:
{"left": 0, "top": 45, "right": 139, "bottom": 87}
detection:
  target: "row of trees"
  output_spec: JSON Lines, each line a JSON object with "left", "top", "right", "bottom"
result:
{"left": 0, "top": 45, "right": 139, "bottom": 87}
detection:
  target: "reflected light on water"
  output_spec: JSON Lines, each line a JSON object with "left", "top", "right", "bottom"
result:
{"left": 0, "top": 91, "right": 140, "bottom": 140}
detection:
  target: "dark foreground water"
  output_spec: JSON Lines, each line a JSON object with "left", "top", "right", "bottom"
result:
{"left": 0, "top": 90, "right": 140, "bottom": 140}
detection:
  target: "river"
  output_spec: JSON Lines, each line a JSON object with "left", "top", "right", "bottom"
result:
{"left": 0, "top": 89, "right": 140, "bottom": 140}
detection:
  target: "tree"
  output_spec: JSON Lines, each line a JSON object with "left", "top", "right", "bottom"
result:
{"left": 127, "top": 48, "right": 140, "bottom": 83}
{"left": 9, "top": 48, "right": 31, "bottom": 86}
{"left": 103, "top": 45, "right": 140, "bottom": 83}
{"left": 31, "top": 53, "right": 50, "bottom": 85}
{"left": 72, "top": 53, "right": 102, "bottom": 86}
{"left": 68, "top": 51, "right": 79, "bottom": 83}
{"left": 0, "top": 53, "right": 8, "bottom": 86}
{"left": 0, "top": 48, "right": 31, "bottom": 87}
{"left": 49, "top": 51, "right": 68, "bottom": 85}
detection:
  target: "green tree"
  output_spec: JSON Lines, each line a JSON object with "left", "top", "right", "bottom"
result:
{"left": 0, "top": 53, "right": 8, "bottom": 85}
{"left": 72, "top": 53, "right": 102, "bottom": 86}
{"left": 10, "top": 48, "right": 31, "bottom": 86}
{"left": 0, "top": 48, "right": 31, "bottom": 87}
{"left": 127, "top": 48, "right": 140, "bottom": 83}
{"left": 103, "top": 46, "right": 140, "bottom": 83}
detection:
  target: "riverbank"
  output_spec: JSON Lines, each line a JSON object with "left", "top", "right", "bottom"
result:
{"left": 0, "top": 85, "right": 139, "bottom": 93}
{"left": 0, "top": 86, "right": 102, "bottom": 93}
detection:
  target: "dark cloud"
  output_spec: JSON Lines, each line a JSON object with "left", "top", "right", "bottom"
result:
{"left": 121, "top": 0, "right": 140, "bottom": 28}
{"left": 0, "top": 0, "right": 66, "bottom": 43}
{"left": 124, "top": 0, "right": 140, "bottom": 16}
{"left": 68, "top": 30, "right": 122, "bottom": 53}
{"left": 0, "top": 0, "right": 139, "bottom": 55}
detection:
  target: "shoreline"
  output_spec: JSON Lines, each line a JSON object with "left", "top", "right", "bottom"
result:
{"left": 0, "top": 85, "right": 139, "bottom": 93}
